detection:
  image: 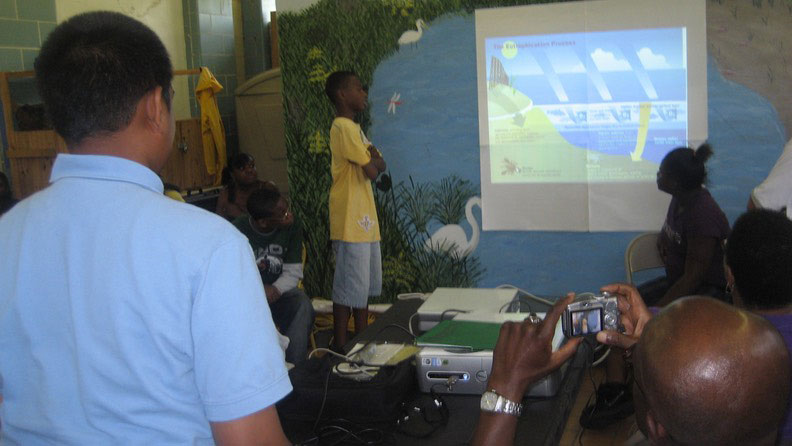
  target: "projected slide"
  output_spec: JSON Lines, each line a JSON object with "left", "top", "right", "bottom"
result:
{"left": 486, "top": 28, "right": 687, "bottom": 183}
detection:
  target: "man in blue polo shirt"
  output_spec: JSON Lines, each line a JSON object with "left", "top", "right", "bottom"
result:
{"left": 0, "top": 11, "right": 291, "bottom": 444}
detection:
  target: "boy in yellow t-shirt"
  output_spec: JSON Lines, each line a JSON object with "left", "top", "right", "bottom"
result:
{"left": 324, "top": 71, "right": 386, "bottom": 352}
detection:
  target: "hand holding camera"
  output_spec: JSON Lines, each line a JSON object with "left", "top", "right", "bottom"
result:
{"left": 561, "top": 292, "right": 621, "bottom": 338}
{"left": 487, "top": 293, "right": 583, "bottom": 403}
{"left": 594, "top": 283, "right": 654, "bottom": 350}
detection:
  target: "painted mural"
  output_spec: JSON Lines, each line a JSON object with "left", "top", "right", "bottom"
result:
{"left": 279, "top": 0, "right": 791, "bottom": 302}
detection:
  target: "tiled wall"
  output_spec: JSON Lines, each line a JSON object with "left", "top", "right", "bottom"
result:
{"left": 0, "top": 0, "right": 56, "bottom": 72}
{"left": 182, "top": 0, "right": 239, "bottom": 154}
{"left": 0, "top": 0, "right": 245, "bottom": 168}
{"left": 0, "top": 0, "right": 56, "bottom": 173}
{"left": 242, "top": 0, "right": 274, "bottom": 78}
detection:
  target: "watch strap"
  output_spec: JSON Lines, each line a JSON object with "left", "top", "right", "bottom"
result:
{"left": 482, "top": 389, "right": 523, "bottom": 416}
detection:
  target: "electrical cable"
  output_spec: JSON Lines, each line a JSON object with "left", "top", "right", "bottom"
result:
{"left": 397, "top": 292, "right": 427, "bottom": 300}
{"left": 590, "top": 344, "right": 611, "bottom": 367}
{"left": 397, "top": 385, "right": 449, "bottom": 438}
{"left": 308, "top": 347, "right": 353, "bottom": 361}
{"left": 313, "top": 324, "right": 417, "bottom": 383}
{"left": 577, "top": 340, "right": 599, "bottom": 445}
{"left": 440, "top": 308, "right": 469, "bottom": 322}
{"left": 499, "top": 295, "right": 519, "bottom": 313}
{"left": 407, "top": 312, "right": 419, "bottom": 336}
{"left": 317, "top": 420, "right": 384, "bottom": 446}
{"left": 312, "top": 367, "right": 334, "bottom": 431}
{"left": 495, "top": 284, "right": 555, "bottom": 306}
{"left": 576, "top": 337, "right": 633, "bottom": 445}
{"left": 300, "top": 418, "right": 385, "bottom": 446}
{"left": 302, "top": 325, "right": 418, "bottom": 445}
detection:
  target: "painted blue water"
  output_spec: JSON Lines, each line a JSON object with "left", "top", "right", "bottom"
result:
{"left": 369, "top": 14, "right": 787, "bottom": 295}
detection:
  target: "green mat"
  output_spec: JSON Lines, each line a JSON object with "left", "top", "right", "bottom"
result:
{"left": 416, "top": 320, "right": 503, "bottom": 350}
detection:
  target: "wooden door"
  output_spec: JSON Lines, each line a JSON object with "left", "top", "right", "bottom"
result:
{"left": 1, "top": 71, "right": 67, "bottom": 199}
{"left": 160, "top": 118, "right": 216, "bottom": 190}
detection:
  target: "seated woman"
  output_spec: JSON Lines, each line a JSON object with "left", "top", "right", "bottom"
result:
{"left": 580, "top": 144, "right": 730, "bottom": 430}
{"left": 215, "top": 153, "right": 269, "bottom": 220}
{"left": 585, "top": 209, "right": 792, "bottom": 440}
{"left": 648, "top": 143, "right": 730, "bottom": 306}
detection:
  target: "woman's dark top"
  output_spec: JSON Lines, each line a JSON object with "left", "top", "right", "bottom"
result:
{"left": 659, "top": 188, "right": 730, "bottom": 288}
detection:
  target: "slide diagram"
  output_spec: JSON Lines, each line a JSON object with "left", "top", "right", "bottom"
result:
{"left": 485, "top": 28, "right": 687, "bottom": 183}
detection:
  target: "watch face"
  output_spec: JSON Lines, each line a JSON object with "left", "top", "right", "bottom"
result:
{"left": 481, "top": 391, "right": 498, "bottom": 411}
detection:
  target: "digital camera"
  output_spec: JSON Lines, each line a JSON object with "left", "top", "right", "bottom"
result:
{"left": 561, "top": 292, "right": 620, "bottom": 338}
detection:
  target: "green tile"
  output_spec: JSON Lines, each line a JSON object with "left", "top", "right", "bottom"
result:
{"left": 17, "top": 0, "right": 55, "bottom": 22}
{"left": 190, "top": 51, "right": 202, "bottom": 69}
{"left": 223, "top": 34, "right": 236, "bottom": 53}
{"left": 182, "top": 0, "right": 196, "bottom": 17}
{"left": 226, "top": 131, "right": 239, "bottom": 155}
{"left": 0, "top": 49, "right": 23, "bottom": 72}
{"left": 22, "top": 49, "right": 38, "bottom": 70}
{"left": 0, "top": 0, "right": 15, "bottom": 19}
{"left": 211, "top": 13, "right": 233, "bottom": 34}
{"left": 198, "top": 0, "right": 222, "bottom": 15}
{"left": 185, "top": 33, "right": 202, "bottom": 63}
{"left": 224, "top": 75, "right": 237, "bottom": 96}
{"left": 38, "top": 21, "right": 55, "bottom": 45}
{"left": 200, "top": 33, "right": 224, "bottom": 54}
{"left": 222, "top": 115, "right": 235, "bottom": 134}
{"left": 217, "top": 94, "right": 235, "bottom": 116}
{"left": 203, "top": 54, "right": 234, "bottom": 75}
{"left": 182, "top": 1, "right": 191, "bottom": 28}
{"left": 221, "top": 0, "right": 231, "bottom": 16}
{"left": 0, "top": 19, "right": 40, "bottom": 47}
{"left": 198, "top": 13, "right": 210, "bottom": 32}
{"left": 190, "top": 97, "right": 199, "bottom": 117}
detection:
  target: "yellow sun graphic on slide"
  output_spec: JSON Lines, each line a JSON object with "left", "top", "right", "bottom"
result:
{"left": 501, "top": 40, "right": 517, "bottom": 59}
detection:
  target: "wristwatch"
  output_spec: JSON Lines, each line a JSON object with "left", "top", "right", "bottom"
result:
{"left": 480, "top": 389, "right": 523, "bottom": 416}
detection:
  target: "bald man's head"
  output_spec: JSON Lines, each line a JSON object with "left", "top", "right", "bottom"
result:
{"left": 634, "top": 297, "right": 790, "bottom": 446}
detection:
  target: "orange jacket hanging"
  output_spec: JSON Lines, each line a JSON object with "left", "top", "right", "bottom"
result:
{"left": 195, "top": 67, "right": 226, "bottom": 184}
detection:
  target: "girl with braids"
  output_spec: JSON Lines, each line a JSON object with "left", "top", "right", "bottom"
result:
{"left": 648, "top": 143, "right": 730, "bottom": 306}
{"left": 215, "top": 153, "right": 270, "bottom": 220}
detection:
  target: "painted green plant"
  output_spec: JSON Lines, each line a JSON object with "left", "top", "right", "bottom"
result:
{"left": 279, "top": 0, "right": 554, "bottom": 302}
{"left": 373, "top": 178, "right": 485, "bottom": 303}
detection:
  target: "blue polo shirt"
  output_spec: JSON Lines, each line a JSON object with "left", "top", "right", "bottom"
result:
{"left": 0, "top": 154, "right": 291, "bottom": 444}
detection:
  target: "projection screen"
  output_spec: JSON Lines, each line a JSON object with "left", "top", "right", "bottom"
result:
{"left": 475, "top": 0, "right": 707, "bottom": 231}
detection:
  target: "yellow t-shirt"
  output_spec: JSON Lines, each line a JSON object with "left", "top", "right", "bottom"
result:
{"left": 329, "top": 117, "right": 380, "bottom": 242}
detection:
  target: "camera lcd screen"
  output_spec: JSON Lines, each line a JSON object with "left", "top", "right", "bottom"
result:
{"left": 570, "top": 308, "right": 603, "bottom": 336}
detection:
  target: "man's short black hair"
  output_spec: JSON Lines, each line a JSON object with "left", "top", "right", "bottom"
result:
{"left": 247, "top": 184, "right": 281, "bottom": 220}
{"left": 726, "top": 209, "right": 792, "bottom": 310}
{"left": 34, "top": 11, "right": 173, "bottom": 145}
{"left": 324, "top": 71, "right": 357, "bottom": 107}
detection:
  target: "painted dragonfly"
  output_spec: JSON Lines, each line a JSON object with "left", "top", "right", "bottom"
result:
{"left": 387, "top": 92, "right": 402, "bottom": 114}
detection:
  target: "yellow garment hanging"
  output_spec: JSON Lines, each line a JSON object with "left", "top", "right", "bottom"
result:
{"left": 164, "top": 189, "right": 186, "bottom": 202}
{"left": 195, "top": 67, "right": 227, "bottom": 185}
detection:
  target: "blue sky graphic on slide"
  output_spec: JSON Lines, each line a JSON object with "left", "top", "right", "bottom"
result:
{"left": 485, "top": 28, "right": 687, "bottom": 162}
